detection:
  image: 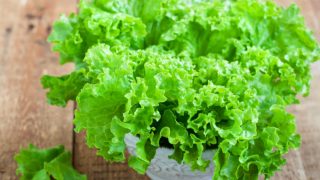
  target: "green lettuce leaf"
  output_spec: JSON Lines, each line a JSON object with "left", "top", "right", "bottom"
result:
{"left": 15, "top": 144, "right": 86, "bottom": 180}
{"left": 41, "top": 70, "right": 89, "bottom": 107}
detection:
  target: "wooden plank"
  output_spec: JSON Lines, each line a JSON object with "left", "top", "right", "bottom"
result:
{"left": 0, "top": 0, "right": 77, "bottom": 179}
{"left": 292, "top": 62, "right": 320, "bottom": 180}
{"left": 273, "top": 150, "right": 307, "bottom": 180}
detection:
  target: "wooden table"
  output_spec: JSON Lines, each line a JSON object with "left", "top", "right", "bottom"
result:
{"left": 0, "top": 0, "right": 319, "bottom": 179}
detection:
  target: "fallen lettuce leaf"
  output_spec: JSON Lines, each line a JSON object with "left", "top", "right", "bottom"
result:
{"left": 14, "top": 144, "right": 86, "bottom": 180}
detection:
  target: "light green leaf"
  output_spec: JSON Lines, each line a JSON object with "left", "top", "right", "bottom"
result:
{"left": 15, "top": 145, "right": 86, "bottom": 180}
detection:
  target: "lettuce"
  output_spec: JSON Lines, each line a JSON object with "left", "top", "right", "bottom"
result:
{"left": 42, "top": 0, "right": 319, "bottom": 179}
{"left": 14, "top": 145, "right": 86, "bottom": 180}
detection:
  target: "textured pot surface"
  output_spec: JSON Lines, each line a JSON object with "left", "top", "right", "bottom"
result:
{"left": 125, "top": 134, "right": 215, "bottom": 180}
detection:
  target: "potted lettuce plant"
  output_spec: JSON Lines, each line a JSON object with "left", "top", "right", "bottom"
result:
{"left": 42, "top": 0, "right": 320, "bottom": 179}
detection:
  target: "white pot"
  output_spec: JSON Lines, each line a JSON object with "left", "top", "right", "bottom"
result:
{"left": 124, "top": 134, "right": 215, "bottom": 180}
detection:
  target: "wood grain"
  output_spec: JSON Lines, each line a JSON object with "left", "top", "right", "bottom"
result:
{"left": 0, "top": 0, "right": 77, "bottom": 179}
{"left": 290, "top": 61, "right": 320, "bottom": 180}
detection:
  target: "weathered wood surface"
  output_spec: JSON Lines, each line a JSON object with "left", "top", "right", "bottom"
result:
{"left": 0, "top": 0, "right": 319, "bottom": 180}
{"left": 0, "top": 0, "right": 77, "bottom": 179}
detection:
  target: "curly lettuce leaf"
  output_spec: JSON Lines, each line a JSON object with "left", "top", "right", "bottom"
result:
{"left": 14, "top": 144, "right": 86, "bottom": 180}
{"left": 41, "top": 70, "right": 89, "bottom": 107}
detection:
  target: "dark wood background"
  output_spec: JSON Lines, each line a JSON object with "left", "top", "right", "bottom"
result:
{"left": 0, "top": 0, "right": 319, "bottom": 179}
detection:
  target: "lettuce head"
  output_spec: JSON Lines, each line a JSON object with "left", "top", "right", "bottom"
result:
{"left": 42, "top": 0, "right": 319, "bottom": 179}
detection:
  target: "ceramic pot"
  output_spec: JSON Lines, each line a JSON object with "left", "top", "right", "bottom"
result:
{"left": 124, "top": 134, "right": 215, "bottom": 180}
